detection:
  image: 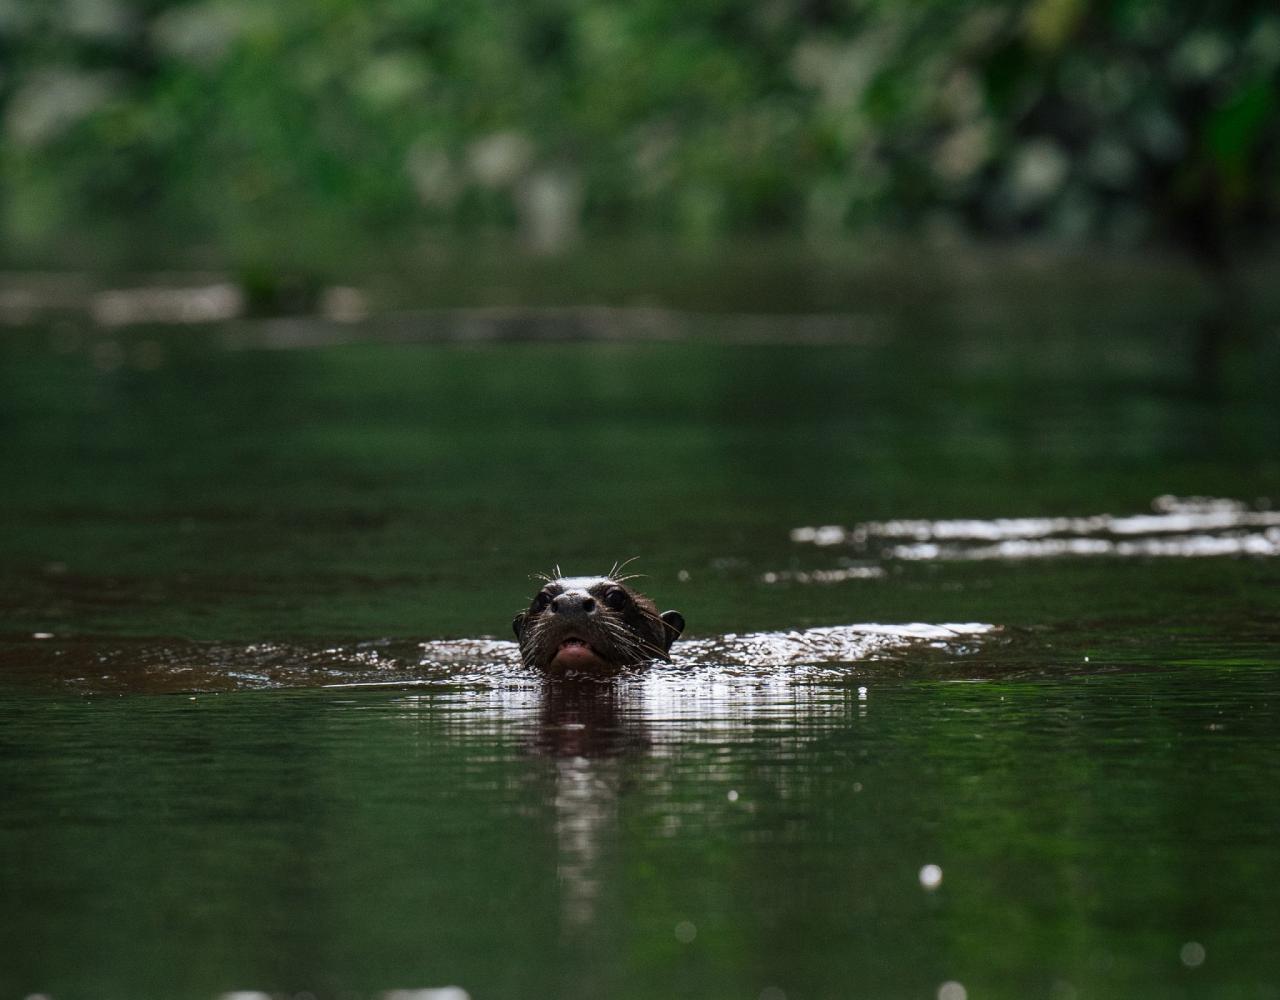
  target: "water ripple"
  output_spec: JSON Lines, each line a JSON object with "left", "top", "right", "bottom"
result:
{"left": 0, "top": 623, "right": 993, "bottom": 694}
{"left": 786, "top": 495, "right": 1280, "bottom": 565}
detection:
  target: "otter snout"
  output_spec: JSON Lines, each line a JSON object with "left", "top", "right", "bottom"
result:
{"left": 551, "top": 590, "right": 597, "bottom": 617}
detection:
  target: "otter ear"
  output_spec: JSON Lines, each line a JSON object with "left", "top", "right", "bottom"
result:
{"left": 512, "top": 612, "right": 526, "bottom": 640}
{"left": 659, "top": 610, "right": 685, "bottom": 652}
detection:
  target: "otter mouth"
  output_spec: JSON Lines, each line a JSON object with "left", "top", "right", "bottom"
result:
{"left": 548, "top": 634, "right": 612, "bottom": 671}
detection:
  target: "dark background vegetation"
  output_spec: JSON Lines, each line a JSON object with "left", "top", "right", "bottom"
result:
{"left": 3, "top": 1, "right": 1278, "bottom": 645}
{"left": 3, "top": 0, "right": 1278, "bottom": 269}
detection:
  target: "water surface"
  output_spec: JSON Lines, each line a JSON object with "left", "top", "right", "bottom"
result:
{"left": 1, "top": 259, "right": 1279, "bottom": 998}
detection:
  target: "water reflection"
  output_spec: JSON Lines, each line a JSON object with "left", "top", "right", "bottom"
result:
{"left": 6, "top": 642, "right": 1278, "bottom": 997}
{"left": 385, "top": 670, "right": 876, "bottom": 943}
{"left": 398, "top": 670, "right": 883, "bottom": 941}
{"left": 533, "top": 684, "right": 637, "bottom": 931}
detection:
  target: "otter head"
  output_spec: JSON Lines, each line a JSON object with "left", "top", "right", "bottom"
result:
{"left": 512, "top": 574, "right": 685, "bottom": 674}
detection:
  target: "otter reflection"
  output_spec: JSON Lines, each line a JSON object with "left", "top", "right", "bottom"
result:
{"left": 525, "top": 673, "right": 876, "bottom": 938}
{"left": 531, "top": 679, "right": 650, "bottom": 758}
{"left": 530, "top": 681, "right": 649, "bottom": 933}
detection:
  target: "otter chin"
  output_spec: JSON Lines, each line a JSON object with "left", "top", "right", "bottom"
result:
{"left": 512, "top": 573, "right": 685, "bottom": 674}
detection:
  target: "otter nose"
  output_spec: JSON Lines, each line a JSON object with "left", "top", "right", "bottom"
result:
{"left": 552, "top": 590, "right": 596, "bottom": 616}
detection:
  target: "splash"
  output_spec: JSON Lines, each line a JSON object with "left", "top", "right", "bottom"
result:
{"left": 0, "top": 621, "right": 993, "bottom": 694}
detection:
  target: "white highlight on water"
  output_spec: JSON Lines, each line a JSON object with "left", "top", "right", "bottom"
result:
{"left": 788, "top": 495, "right": 1280, "bottom": 562}
{"left": 760, "top": 566, "right": 885, "bottom": 583}
{"left": 674, "top": 623, "right": 993, "bottom": 670}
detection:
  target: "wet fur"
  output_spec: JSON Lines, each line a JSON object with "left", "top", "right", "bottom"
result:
{"left": 513, "top": 573, "right": 685, "bottom": 673}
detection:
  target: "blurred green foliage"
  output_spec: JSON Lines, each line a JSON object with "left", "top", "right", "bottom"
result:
{"left": 1, "top": 0, "right": 1278, "bottom": 262}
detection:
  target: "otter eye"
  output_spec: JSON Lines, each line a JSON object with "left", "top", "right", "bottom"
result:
{"left": 603, "top": 587, "right": 628, "bottom": 610}
{"left": 532, "top": 592, "right": 551, "bottom": 612}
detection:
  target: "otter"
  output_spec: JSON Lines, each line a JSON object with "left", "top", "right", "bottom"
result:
{"left": 513, "top": 571, "right": 685, "bottom": 673}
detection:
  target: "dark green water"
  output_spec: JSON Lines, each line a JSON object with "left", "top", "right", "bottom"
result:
{"left": 2, "top": 256, "right": 1279, "bottom": 999}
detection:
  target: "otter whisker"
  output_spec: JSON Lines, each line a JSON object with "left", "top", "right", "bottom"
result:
{"left": 598, "top": 615, "right": 668, "bottom": 663}
{"left": 608, "top": 557, "right": 641, "bottom": 580}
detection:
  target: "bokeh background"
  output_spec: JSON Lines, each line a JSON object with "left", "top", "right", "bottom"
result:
{"left": 1, "top": 0, "right": 1279, "bottom": 645}
{"left": 4, "top": 0, "right": 1278, "bottom": 267}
